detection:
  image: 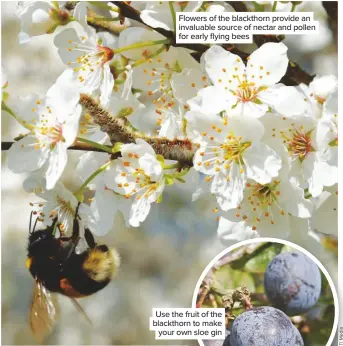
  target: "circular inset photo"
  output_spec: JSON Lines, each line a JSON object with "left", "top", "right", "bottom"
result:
{"left": 192, "top": 238, "right": 338, "bottom": 346}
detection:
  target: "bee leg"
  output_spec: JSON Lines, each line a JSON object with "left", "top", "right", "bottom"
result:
{"left": 84, "top": 228, "right": 96, "bottom": 248}
{"left": 59, "top": 236, "right": 81, "bottom": 271}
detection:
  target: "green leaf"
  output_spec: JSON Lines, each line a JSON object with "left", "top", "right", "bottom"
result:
{"left": 214, "top": 266, "right": 255, "bottom": 292}
{"left": 175, "top": 177, "right": 185, "bottom": 183}
{"left": 244, "top": 244, "right": 283, "bottom": 273}
{"left": 164, "top": 175, "right": 174, "bottom": 186}
{"left": 252, "top": 1, "right": 266, "bottom": 11}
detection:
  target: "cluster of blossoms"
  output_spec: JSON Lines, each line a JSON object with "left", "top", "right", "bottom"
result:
{"left": 4, "top": 1, "right": 337, "bottom": 246}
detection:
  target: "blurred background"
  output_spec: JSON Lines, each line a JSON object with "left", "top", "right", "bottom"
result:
{"left": 1, "top": 1, "right": 338, "bottom": 345}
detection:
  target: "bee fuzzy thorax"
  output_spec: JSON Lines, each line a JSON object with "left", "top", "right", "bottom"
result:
{"left": 82, "top": 246, "right": 120, "bottom": 282}
{"left": 109, "top": 247, "right": 121, "bottom": 278}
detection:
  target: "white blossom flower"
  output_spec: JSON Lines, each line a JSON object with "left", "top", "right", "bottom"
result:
{"left": 23, "top": 173, "right": 94, "bottom": 235}
{"left": 103, "top": 139, "right": 165, "bottom": 227}
{"left": 118, "top": 27, "right": 205, "bottom": 109}
{"left": 132, "top": 46, "right": 203, "bottom": 112}
{"left": 299, "top": 75, "right": 337, "bottom": 118}
{"left": 54, "top": 21, "right": 117, "bottom": 106}
{"left": 217, "top": 177, "right": 313, "bottom": 242}
{"left": 76, "top": 151, "right": 131, "bottom": 235}
{"left": 189, "top": 43, "right": 307, "bottom": 118}
{"left": 186, "top": 112, "right": 282, "bottom": 210}
{"left": 263, "top": 113, "right": 337, "bottom": 198}
{"left": 7, "top": 82, "right": 81, "bottom": 190}
{"left": 90, "top": 181, "right": 132, "bottom": 235}
{"left": 17, "top": 1, "right": 73, "bottom": 44}
{"left": 140, "top": 1, "right": 202, "bottom": 31}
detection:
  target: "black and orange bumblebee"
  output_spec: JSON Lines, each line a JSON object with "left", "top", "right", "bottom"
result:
{"left": 26, "top": 203, "right": 120, "bottom": 341}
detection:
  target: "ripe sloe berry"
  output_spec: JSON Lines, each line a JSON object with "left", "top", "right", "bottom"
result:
{"left": 293, "top": 325, "right": 304, "bottom": 346}
{"left": 264, "top": 252, "right": 321, "bottom": 315}
{"left": 229, "top": 306, "right": 301, "bottom": 346}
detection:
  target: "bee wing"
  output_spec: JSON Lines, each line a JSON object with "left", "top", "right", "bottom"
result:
{"left": 30, "top": 280, "right": 59, "bottom": 342}
{"left": 69, "top": 298, "right": 92, "bottom": 326}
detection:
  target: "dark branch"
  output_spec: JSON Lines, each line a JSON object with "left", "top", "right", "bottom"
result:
{"left": 1, "top": 141, "right": 111, "bottom": 153}
{"left": 322, "top": 1, "right": 338, "bottom": 46}
{"left": 112, "top": 1, "right": 174, "bottom": 40}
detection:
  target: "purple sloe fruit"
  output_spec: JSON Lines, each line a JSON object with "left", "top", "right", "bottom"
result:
{"left": 264, "top": 252, "right": 321, "bottom": 315}
{"left": 229, "top": 306, "right": 299, "bottom": 346}
{"left": 293, "top": 325, "right": 304, "bottom": 346}
{"left": 203, "top": 330, "right": 230, "bottom": 346}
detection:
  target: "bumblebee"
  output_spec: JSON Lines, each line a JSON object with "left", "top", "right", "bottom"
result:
{"left": 26, "top": 204, "right": 120, "bottom": 341}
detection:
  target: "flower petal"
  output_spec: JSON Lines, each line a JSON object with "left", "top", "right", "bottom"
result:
{"left": 170, "top": 67, "right": 209, "bottom": 105}
{"left": 278, "top": 180, "right": 313, "bottom": 218}
{"left": 217, "top": 217, "right": 259, "bottom": 245}
{"left": 203, "top": 45, "right": 244, "bottom": 89}
{"left": 260, "top": 85, "right": 307, "bottom": 116}
{"left": 247, "top": 42, "right": 288, "bottom": 86}
{"left": 7, "top": 135, "right": 48, "bottom": 173}
{"left": 129, "top": 192, "right": 152, "bottom": 227}
{"left": 215, "top": 163, "right": 246, "bottom": 211}
{"left": 45, "top": 143, "right": 68, "bottom": 190}
{"left": 243, "top": 143, "right": 282, "bottom": 184}
{"left": 99, "top": 63, "right": 114, "bottom": 107}
{"left": 139, "top": 153, "right": 163, "bottom": 181}
{"left": 188, "top": 86, "right": 233, "bottom": 115}
{"left": 63, "top": 104, "right": 82, "bottom": 146}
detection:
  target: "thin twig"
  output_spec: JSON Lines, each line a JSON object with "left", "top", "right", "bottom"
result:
{"left": 87, "top": 8, "right": 127, "bottom": 35}
{"left": 1, "top": 141, "right": 111, "bottom": 153}
{"left": 79, "top": 94, "right": 196, "bottom": 166}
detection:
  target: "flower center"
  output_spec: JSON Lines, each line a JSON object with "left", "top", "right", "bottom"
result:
{"left": 282, "top": 128, "right": 314, "bottom": 161}
{"left": 97, "top": 46, "right": 114, "bottom": 64}
{"left": 38, "top": 124, "right": 65, "bottom": 149}
{"left": 236, "top": 81, "right": 259, "bottom": 103}
{"left": 144, "top": 60, "right": 186, "bottom": 111}
{"left": 309, "top": 93, "right": 326, "bottom": 105}
{"left": 237, "top": 181, "right": 284, "bottom": 230}
{"left": 220, "top": 137, "right": 251, "bottom": 162}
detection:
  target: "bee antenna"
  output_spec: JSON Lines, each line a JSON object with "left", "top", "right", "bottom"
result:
{"left": 29, "top": 211, "right": 33, "bottom": 234}
{"left": 32, "top": 217, "right": 39, "bottom": 234}
{"left": 29, "top": 211, "right": 39, "bottom": 234}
